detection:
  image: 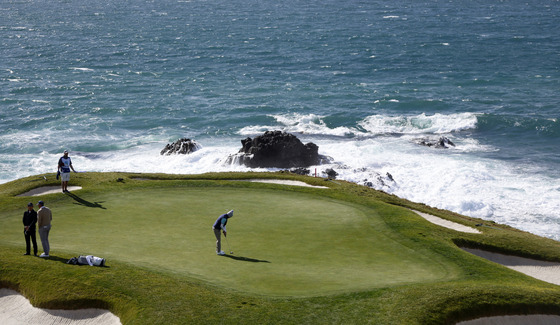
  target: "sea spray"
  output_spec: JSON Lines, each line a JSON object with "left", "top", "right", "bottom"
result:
{"left": 1, "top": 0, "right": 559, "bottom": 242}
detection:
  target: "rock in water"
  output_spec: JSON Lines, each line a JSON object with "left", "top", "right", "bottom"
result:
{"left": 227, "top": 131, "right": 328, "bottom": 168}
{"left": 416, "top": 136, "right": 455, "bottom": 149}
{"left": 323, "top": 168, "right": 338, "bottom": 179}
{"left": 161, "top": 138, "right": 201, "bottom": 155}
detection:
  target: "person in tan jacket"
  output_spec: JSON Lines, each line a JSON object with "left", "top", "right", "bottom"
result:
{"left": 37, "top": 200, "right": 52, "bottom": 258}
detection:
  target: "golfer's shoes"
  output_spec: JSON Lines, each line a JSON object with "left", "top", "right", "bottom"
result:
{"left": 39, "top": 253, "right": 49, "bottom": 258}
{"left": 217, "top": 251, "right": 226, "bottom": 256}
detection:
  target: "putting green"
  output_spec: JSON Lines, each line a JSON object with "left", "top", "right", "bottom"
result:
{"left": 4, "top": 185, "right": 458, "bottom": 296}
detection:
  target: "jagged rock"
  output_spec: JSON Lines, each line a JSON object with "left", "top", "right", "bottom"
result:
{"left": 386, "top": 172, "right": 394, "bottom": 182}
{"left": 360, "top": 170, "right": 396, "bottom": 189}
{"left": 286, "top": 168, "right": 311, "bottom": 175}
{"left": 226, "top": 131, "right": 329, "bottom": 168}
{"left": 161, "top": 138, "right": 201, "bottom": 155}
{"left": 323, "top": 168, "right": 338, "bottom": 179}
{"left": 416, "top": 136, "right": 455, "bottom": 149}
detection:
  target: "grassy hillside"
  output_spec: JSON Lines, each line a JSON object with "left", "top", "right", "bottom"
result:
{"left": 1, "top": 172, "right": 560, "bottom": 324}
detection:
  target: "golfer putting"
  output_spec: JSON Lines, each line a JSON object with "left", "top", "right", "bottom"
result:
{"left": 212, "top": 210, "right": 233, "bottom": 256}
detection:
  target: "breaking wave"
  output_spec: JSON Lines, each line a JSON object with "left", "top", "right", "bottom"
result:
{"left": 239, "top": 112, "right": 480, "bottom": 138}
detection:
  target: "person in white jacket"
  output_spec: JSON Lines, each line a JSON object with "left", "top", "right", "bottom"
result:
{"left": 57, "top": 150, "right": 76, "bottom": 193}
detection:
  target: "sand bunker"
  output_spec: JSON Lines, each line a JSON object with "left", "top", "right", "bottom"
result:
{"left": 457, "top": 314, "right": 560, "bottom": 325}
{"left": 0, "top": 288, "right": 121, "bottom": 325}
{"left": 459, "top": 248, "right": 560, "bottom": 324}
{"left": 17, "top": 186, "right": 82, "bottom": 197}
{"left": 245, "top": 179, "right": 329, "bottom": 188}
{"left": 411, "top": 209, "right": 481, "bottom": 234}
{"left": 456, "top": 249, "right": 560, "bottom": 324}
{"left": 132, "top": 177, "right": 330, "bottom": 189}
{"left": 462, "top": 247, "right": 560, "bottom": 286}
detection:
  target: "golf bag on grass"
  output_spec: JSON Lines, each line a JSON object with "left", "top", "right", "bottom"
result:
{"left": 67, "top": 255, "right": 106, "bottom": 267}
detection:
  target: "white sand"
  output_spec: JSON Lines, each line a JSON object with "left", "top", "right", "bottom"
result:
{"left": 457, "top": 250, "right": 560, "bottom": 324}
{"left": 245, "top": 179, "right": 329, "bottom": 188}
{"left": 17, "top": 186, "right": 82, "bottom": 197}
{"left": 462, "top": 247, "right": 560, "bottom": 286}
{"left": 0, "top": 289, "right": 121, "bottom": 325}
{"left": 411, "top": 211, "right": 560, "bottom": 285}
{"left": 410, "top": 209, "right": 481, "bottom": 234}
{"left": 411, "top": 213, "right": 560, "bottom": 323}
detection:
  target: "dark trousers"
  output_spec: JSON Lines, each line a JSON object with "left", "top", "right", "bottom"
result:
{"left": 24, "top": 230, "right": 38, "bottom": 255}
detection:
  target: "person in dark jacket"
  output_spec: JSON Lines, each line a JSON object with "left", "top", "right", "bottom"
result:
{"left": 212, "top": 210, "right": 233, "bottom": 255}
{"left": 23, "top": 202, "right": 38, "bottom": 256}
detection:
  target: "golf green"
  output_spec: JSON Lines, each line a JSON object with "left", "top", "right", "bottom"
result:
{"left": 5, "top": 185, "right": 458, "bottom": 296}
{"left": 5, "top": 174, "right": 560, "bottom": 324}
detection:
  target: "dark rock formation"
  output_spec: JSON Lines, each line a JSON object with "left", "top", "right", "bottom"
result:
{"left": 226, "top": 131, "right": 329, "bottom": 168}
{"left": 363, "top": 172, "right": 396, "bottom": 188}
{"left": 416, "top": 136, "right": 455, "bottom": 149}
{"left": 283, "top": 168, "right": 310, "bottom": 175}
{"left": 323, "top": 168, "right": 338, "bottom": 179}
{"left": 160, "top": 138, "right": 201, "bottom": 155}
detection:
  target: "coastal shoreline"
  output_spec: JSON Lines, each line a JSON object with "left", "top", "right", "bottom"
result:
{"left": 2, "top": 172, "right": 559, "bottom": 324}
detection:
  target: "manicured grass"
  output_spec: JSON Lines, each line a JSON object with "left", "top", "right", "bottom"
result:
{"left": 2, "top": 172, "right": 560, "bottom": 324}
{"left": 1, "top": 184, "right": 455, "bottom": 296}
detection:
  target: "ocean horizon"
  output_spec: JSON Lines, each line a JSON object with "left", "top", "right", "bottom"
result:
{"left": 1, "top": 0, "right": 559, "bottom": 240}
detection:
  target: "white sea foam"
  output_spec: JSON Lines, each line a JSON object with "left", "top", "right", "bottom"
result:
{"left": 312, "top": 137, "right": 560, "bottom": 240}
{"left": 232, "top": 112, "right": 560, "bottom": 240}
{"left": 1, "top": 112, "right": 559, "bottom": 242}
{"left": 358, "top": 112, "right": 478, "bottom": 135}
{"left": 70, "top": 67, "right": 95, "bottom": 72}
{"left": 239, "top": 113, "right": 357, "bottom": 137}
{"left": 240, "top": 112, "right": 480, "bottom": 139}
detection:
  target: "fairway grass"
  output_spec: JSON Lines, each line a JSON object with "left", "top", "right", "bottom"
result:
{"left": 2, "top": 172, "right": 560, "bottom": 324}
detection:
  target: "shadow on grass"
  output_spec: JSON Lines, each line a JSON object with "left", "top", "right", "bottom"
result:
{"left": 39, "top": 297, "right": 112, "bottom": 310}
{"left": 46, "top": 255, "right": 111, "bottom": 268}
{"left": 43, "top": 255, "right": 70, "bottom": 264}
{"left": 66, "top": 192, "right": 106, "bottom": 209}
{"left": 223, "top": 254, "right": 270, "bottom": 263}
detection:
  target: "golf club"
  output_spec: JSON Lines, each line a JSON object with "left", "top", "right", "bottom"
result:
{"left": 224, "top": 235, "right": 234, "bottom": 255}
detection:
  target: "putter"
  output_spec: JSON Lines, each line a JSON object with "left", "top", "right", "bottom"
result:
{"left": 224, "top": 235, "right": 234, "bottom": 255}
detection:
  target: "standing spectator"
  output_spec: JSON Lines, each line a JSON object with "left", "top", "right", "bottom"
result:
{"left": 37, "top": 200, "right": 52, "bottom": 258}
{"left": 23, "top": 202, "right": 38, "bottom": 256}
{"left": 58, "top": 150, "right": 76, "bottom": 193}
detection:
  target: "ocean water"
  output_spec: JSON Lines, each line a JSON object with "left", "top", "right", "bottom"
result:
{"left": 1, "top": 0, "right": 559, "bottom": 240}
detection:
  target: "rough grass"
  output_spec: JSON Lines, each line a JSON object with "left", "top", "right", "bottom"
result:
{"left": 1, "top": 171, "right": 560, "bottom": 324}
